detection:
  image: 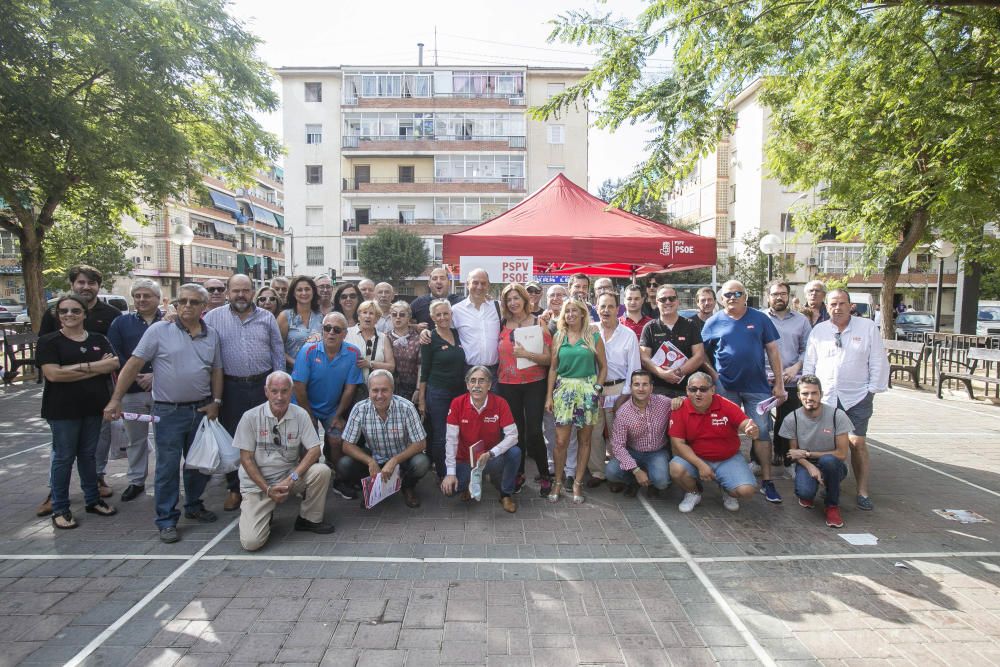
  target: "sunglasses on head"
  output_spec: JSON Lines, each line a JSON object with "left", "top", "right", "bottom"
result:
{"left": 722, "top": 291, "right": 745, "bottom": 299}
{"left": 206, "top": 286, "right": 225, "bottom": 293}
{"left": 323, "top": 324, "right": 345, "bottom": 334}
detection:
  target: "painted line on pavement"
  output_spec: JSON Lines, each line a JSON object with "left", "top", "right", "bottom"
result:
{"left": 868, "top": 431, "right": 1000, "bottom": 436}
{"left": 867, "top": 440, "right": 1000, "bottom": 498}
{"left": 891, "top": 388, "right": 1000, "bottom": 420}
{"left": 64, "top": 517, "right": 238, "bottom": 667}
{"left": 0, "top": 441, "right": 50, "bottom": 462}
{"left": 638, "top": 494, "right": 777, "bottom": 667}
{"left": 693, "top": 551, "right": 1000, "bottom": 563}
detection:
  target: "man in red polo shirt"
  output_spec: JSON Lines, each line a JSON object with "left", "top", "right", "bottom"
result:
{"left": 669, "top": 371, "right": 759, "bottom": 513}
{"left": 440, "top": 366, "right": 522, "bottom": 513}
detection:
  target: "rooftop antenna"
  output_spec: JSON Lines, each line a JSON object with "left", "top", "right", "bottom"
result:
{"left": 434, "top": 26, "right": 438, "bottom": 65}
{"left": 418, "top": 42, "right": 424, "bottom": 66}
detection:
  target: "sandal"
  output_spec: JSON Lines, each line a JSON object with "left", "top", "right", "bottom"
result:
{"left": 52, "top": 512, "right": 78, "bottom": 530}
{"left": 85, "top": 500, "right": 118, "bottom": 517}
{"left": 547, "top": 481, "right": 563, "bottom": 503}
{"left": 572, "top": 480, "right": 585, "bottom": 504}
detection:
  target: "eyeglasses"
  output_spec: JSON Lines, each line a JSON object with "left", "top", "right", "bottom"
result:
{"left": 657, "top": 296, "right": 678, "bottom": 303}
{"left": 527, "top": 288, "right": 540, "bottom": 294}
{"left": 722, "top": 291, "right": 745, "bottom": 299}
{"left": 340, "top": 293, "right": 358, "bottom": 300}
{"left": 323, "top": 325, "right": 345, "bottom": 334}
{"left": 58, "top": 307, "right": 83, "bottom": 315}
{"left": 206, "top": 286, "right": 226, "bottom": 294}
{"left": 176, "top": 298, "right": 204, "bottom": 306}
{"left": 686, "top": 385, "right": 712, "bottom": 393}
{"left": 391, "top": 312, "right": 409, "bottom": 318}
{"left": 257, "top": 296, "right": 277, "bottom": 303}
{"left": 834, "top": 332, "right": 842, "bottom": 348}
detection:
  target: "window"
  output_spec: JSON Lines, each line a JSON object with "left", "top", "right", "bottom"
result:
{"left": 305, "top": 206, "right": 323, "bottom": 227}
{"left": 343, "top": 238, "right": 359, "bottom": 271}
{"left": 547, "top": 166, "right": 565, "bottom": 180}
{"left": 304, "top": 82, "right": 322, "bottom": 102}
{"left": 306, "top": 246, "right": 324, "bottom": 266}
{"left": 547, "top": 125, "right": 565, "bottom": 144}
{"left": 729, "top": 184, "right": 737, "bottom": 204}
{"left": 305, "top": 124, "right": 322, "bottom": 144}
{"left": 306, "top": 165, "right": 323, "bottom": 184}
{"left": 354, "top": 208, "right": 370, "bottom": 225}
{"left": 0, "top": 231, "right": 19, "bottom": 258}
{"left": 729, "top": 220, "right": 737, "bottom": 239}
{"left": 398, "top": 206, "right": 415, "bottom": 224}
{"left": 424, "top": 238, "right": 443, "bottom": 264}
{"left": 546, "top": 83, "right": 565, "bottom": 98}
{"left": 398, "top": 165, "right": 415, "bottom": 183}
{"left": 780, "top": 212, "right": 795, "bottom": 232}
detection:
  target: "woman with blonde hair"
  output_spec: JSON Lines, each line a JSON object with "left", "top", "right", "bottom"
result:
{"left": 544, "top": 298, "right": 607, "bottom": 503}
{"left": 346, "top": 300, "right": 395, "bottom": 389}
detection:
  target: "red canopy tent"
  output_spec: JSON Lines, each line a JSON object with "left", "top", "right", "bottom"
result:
{"left": 442, "top": 174, "right": 716, "bottom": 278}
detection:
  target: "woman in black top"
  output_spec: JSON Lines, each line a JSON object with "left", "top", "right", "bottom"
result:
{"left": 417, "top": 299, "right": 466, "bottom": 479}
{"left": 37, "top": 294, "right": 121, "bottom": 529}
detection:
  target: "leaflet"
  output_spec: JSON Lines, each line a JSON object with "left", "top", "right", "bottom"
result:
{"left": 650, "top": 340, "right": 688, "bottom": 371}
{"left": 361, "top": 466, "right": 402, "bottom": 509}
{"left": 513, "top": 325, "right": 544, "bottom": 369}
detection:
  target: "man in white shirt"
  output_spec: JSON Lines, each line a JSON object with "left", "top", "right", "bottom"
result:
{"left": 802, "top": 289, "right": 889, "bottom": 511}
{"left": 450, "top": 268, "right": 501, "bottom": 380}
{"left": 588, "top": 292, "right": 641, "bottom": 488}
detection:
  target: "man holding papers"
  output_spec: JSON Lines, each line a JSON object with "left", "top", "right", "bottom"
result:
{"left": 440, "top": 366, "right": 521, "bottom": 513}
{"left": 639, "top": 285, "right": 707, "bottom": 397}
{"left": 337, "top": 370, "right": 430, "bottom": 508}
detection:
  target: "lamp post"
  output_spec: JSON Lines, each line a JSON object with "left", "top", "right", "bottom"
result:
{"left": 284, "top": 226, "right": 295, "bottom": 276}
{"left": 169, "top": 222, "right": 194, "bottom": 291}
{"left": 931, "top": 239, "right": 955, "bottom": 333}
{"left": 759, "top": 232, "right": 782, "bottom": 279}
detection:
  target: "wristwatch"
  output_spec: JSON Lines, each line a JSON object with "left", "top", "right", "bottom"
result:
{"left": 290, "top": 471, "right": 299, "bottom": 482}
{"left": 594, "top": 384, "right": 604, "bottom": 394}
{"left": 212, "top": 398, "right": 223, "bottom": 405}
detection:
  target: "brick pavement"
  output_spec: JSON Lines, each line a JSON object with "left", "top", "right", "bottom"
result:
{"left": 0, "top": 382, "right": 999, "bottom": 666}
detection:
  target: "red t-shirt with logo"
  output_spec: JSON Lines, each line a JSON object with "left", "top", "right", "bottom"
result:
{"left": 446, "top": 393, "right": 515, "bottom": 465}
{"left": 668, "top": 394, "right": 748, "bottom": 461}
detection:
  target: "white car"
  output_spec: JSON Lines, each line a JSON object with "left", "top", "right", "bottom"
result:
{"left": 977, "top": 305, "right": 1000, "bottom": 338}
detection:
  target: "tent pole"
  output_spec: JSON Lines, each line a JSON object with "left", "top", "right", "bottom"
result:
{"left": 712, "top": 265, "right": 718, "bottom": 293}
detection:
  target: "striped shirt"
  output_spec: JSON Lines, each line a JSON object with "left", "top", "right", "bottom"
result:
{"left": 342, "top": 395, "right": 427, "bottom": 464}
{"left": 204, "top": 305, "right": 284, "bottom": 377}
{"left": 609, "top": 394, "right": 671, "bottom": 471}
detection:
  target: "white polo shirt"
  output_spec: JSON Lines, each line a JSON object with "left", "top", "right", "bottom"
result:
{"left": 451, "top": 298, "right": 500, "bottom": 366}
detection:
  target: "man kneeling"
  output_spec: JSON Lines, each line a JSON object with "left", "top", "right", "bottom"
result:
{"left": 779, "top": 375, "right": 851, "bottom": 528}
{"left": 236, "top": 371, "right": 334, "bottom": 551}
{"left": 668, "top": 372, "right": 759, "bottom": 512}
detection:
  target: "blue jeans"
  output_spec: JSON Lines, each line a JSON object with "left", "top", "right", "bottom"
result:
{"left": 606, "top": 448, "right": 671, "bottom": 489}
{"left": 152, "top": 403, "right": 214, "bottom": 530}
{"left": 450, "top": 446, "right": 522, "bottom": 497}
{"left": 220, "top": 376, "right": 267, "bottom": 492}
{"left": 48, "top": 416, "right": 102, "bottom": 516}
{"left": 425, "top": 384, "right": 463, "bottom": 478}
{"left": 717, "top": 387, "right": 773, "bottom": 441}
{"left": 794, "top": 455, "right": 848, "bottom": 507}
{"left": 335, "top": 448, "right": 431, "bottom": 490}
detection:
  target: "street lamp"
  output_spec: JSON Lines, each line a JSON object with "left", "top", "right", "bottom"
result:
{"left": 759, "top": 233, "right": 782, "bottom": 282}
{"left": 169, "top": 222, "right": 194, "bottom": 289}
{"left": 931, "top": 239, "right": 955, "bottom": 333}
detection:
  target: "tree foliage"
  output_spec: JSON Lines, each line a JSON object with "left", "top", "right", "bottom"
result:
{"left": 42, "top": 213, "right": 136, "bottom": 293}
{"left": 358, "top": 228, "right": 430, "bottom": 287}
{"left": 537, "top": 1, "right": 1000, "bottom": 337}
{"left": 0, "top": 0, "right": 280, "bottom": 327}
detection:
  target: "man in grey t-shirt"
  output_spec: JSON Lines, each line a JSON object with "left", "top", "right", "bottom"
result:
{"left": 778, "top": 375, "right": 852, "bottom": 529}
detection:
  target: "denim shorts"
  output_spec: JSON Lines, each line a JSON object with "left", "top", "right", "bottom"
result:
{"left": 670, "top": 453, "right": 757, "bottom": 492}
{"left": 840, "top": 392, "right": 874, "bottom": 436}
{"left": 717, "top": 388, "right": 772, "bottom": 442}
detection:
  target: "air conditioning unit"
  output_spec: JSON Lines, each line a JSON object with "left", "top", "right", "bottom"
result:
{"left": 508, "top": 96, "right": 525, "bottom": 106}
{"left": 806, "top": 257, "right": 818, "bottom": 267}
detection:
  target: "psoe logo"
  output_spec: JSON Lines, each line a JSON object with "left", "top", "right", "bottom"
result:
{"left": 659, "top": 241, "right": 696, "bottom": 257}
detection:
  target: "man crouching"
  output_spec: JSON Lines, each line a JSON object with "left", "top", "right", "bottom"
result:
{"left": 236, "top": 371, "right": 334, "bottom": 551}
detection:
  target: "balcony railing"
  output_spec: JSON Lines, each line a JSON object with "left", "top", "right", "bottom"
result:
{"left": 342, "top": 135, "right": 526, "bottom": 149}
{"left": 343, "top": 217, "right": 482, "bottom": 231}
{"left": 343, "top": 91, "right": 526, "bottom": 103}
{"left": 342, "top": 176, "right": 526, "bottom": 192}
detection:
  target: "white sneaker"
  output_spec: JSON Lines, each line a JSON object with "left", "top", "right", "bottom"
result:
{"left": 723, "top": 495, "right": 740, "bottom": 512}
{"left": 749, "top": 462, "right": 762, "bottom": 477}
{"left": 678, "top": 492, "right": 702, "bottom": 513}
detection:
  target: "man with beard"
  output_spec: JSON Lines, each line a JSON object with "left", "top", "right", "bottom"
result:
{"left": 411, "top": 267, "right": 462, "bottom": 329}
{"left": 205, "top": 273, "right": 285, "bottom": 511}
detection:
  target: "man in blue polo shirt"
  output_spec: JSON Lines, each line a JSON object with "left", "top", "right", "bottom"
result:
{"left": 701, "top": 280, "right": 786, "bottom": 503}
{"left": 291, "top": 312, "right": 364, "bottom": 499}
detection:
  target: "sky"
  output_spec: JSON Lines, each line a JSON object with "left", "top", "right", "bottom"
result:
{"left": 226, "top": 0, "right": 661, "bottom": 193}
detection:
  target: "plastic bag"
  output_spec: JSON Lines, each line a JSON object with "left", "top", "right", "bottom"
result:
{"left": 207, "top": 418, "right": 240, "bottom": 474}
{"left": 109, "top": 419, "right": 129, "bottom": 460}
{"left": 185, "top": 417, "right": 220, "bottom": 473}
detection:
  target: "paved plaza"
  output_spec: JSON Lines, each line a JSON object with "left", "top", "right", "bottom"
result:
{"left": 0, "top": 383, "right": 999, "bottom": 666}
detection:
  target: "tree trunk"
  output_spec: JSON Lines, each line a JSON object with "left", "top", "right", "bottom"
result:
{"left": 880, "top": 208, "right": 929, "bottom": 339}
{"left": 20, "top": 220, "right": 47, "bottom": 334}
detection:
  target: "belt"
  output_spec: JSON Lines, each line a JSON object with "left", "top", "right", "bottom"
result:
{"left": 223, "top": 371, "right": 269, "bottom": 384}
{"left": 154, "top": 397, "right": 212, "bottom": 408}
{"left": 603, "top": 378, "right": 625, "bottom": 387}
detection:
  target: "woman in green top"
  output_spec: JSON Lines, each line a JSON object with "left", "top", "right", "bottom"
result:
{"left": 418, "top": 299, "right": 467, "bottom": 479}
{"left": 545, "top": 298, "right": 607, "bottom": 503}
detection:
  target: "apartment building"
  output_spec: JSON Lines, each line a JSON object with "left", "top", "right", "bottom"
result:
{"left": 119, "top": 167, "right": 286, "bottom": 298}
{"left": 667, "top": 81, "right": 958, "bottom": 318}
{"left": 277, "top": 64, "right": 589, "bottom": 292}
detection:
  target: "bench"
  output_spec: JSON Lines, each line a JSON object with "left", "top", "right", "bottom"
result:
{"left": 936, "top": 347, "right": 1000, "bottom": 400}
{"left": 885, "top": 339, "right": 926, "bottom": 389}
{"left": 2, "top": 329, "right": 40, "bottom": 385}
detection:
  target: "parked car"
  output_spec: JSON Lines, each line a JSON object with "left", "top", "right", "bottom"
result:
{"left": 15, "top": 294, "right": 129, "bottom": 325}
{"left": 977, "top": 304, "right": 1000, "bottom": 338}
{"left": 679, "top": 308, "right": 699, "bottom": 320}
{"left": 0, "top": 298, "right": 25, "bottom": 314}
{"left": 895, "top": 311, "right": 935, "bottom": 340}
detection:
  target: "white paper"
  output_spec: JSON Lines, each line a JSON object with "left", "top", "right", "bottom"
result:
{"left": 513, "top": 325, "right": 544, "bottom": 369}
{"left": 603, "top": 394, "right": 618, "bottom": 409}
{"left": 839, "top": 533, "right": 879, "bottom": 546}
{"left": 933, "top": 509, "right": 991, "bottom": 524}
{"left": 363, "top": 466, "right": 402, "bottom": 509}
{"left": 650, "top": 340, "right": 688, "bottom": 371}
{"left": 756, "top": 395, "right": 785, "bottom": 415}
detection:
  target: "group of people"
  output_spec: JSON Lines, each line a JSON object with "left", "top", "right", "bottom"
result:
{"left": 35, "top": 263, "right": 887, "bottom": 550}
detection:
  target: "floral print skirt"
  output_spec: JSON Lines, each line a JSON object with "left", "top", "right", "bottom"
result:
{"left": 552, "top": 375, "right": 599, "bottom": 428}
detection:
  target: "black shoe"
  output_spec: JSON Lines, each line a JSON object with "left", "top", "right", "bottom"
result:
{"left": 514, "top": 474, "right": 526, "bottom": 494}
{"left": 159, "top": 526, "right": 180, "bottom": 543}
{"left": 294, "top": 516, "right": 336, "bottom": 534}
{"left": 624, "top": 484, "right": 639, "bottom": 498}
{"left": 183, "top": 508, "right": 218, "bottom": 523}
{"left": 332, "top": 480, "right": 358, "bottom": 500}
{"left": 121, "top": 484, "right": 145, "bottom": 502}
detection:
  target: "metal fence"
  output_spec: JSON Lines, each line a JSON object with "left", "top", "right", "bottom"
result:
{"left": 905, "top": 332, "right": 1000, "bottom": 398}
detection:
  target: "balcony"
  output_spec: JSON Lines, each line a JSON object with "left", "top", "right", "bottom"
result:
{"left": 342, "top": 134, "right": 525, "bottom": 152}
{"left": 342, "top": 176, "right": 525, "bottom": 194}
{"left": 343, "top": 218, "right": 481, "bottom": 232}
{"left": 344, "top": 93, "right": 526, "bottom": 110}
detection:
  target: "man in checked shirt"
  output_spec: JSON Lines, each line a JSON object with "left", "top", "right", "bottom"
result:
{"left": 605, "top": 370, "right": 683, "bottom": 498}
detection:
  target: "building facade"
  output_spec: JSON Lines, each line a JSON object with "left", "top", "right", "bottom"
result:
{"left": 277, "top": 65, "right": 588, "bottom": 293}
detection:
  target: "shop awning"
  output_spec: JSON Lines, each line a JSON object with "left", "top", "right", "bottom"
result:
{"left": 208, "top": 190, "right": 241, "bottom": 216}
{"left": 273, "top": 213, "right": 284, "bottom": 229}
{"left": 250, "top": 204, "right": 278, "bottom": 226}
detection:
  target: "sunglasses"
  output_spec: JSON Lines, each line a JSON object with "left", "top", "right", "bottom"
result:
{"left": 647, "top": 283, "right": 658, "bottom": 289}
{"left": 257, "top": 296, "right": 277, "bottom": 303}
{"left": 323, "top": 325, "right": 345, "bottom": 334}
{"left": 391, "top": 312, "right": 408, "bottom": 318}
{"left": 527, "top": 288, "right": 540, "bottom": 294}
{"left": 657, "top": 296, "right": 678, "bottom": 303}
{"left": 176, "top": 298, "right": 204, "bottom": 306}
{"left": 686, "top": 385, "right": 712, "bottom": 393}
{"left": 58, "top": 307, "right": 83, "bottom": 315}
{"left": 722, "top": 291, "right": 745, "bottom": 299}
{"left": 206, "top": 286, "right": 226, "bottom": 293}
{"left": 834, "top": 331, "right": 842, "bottom": 348}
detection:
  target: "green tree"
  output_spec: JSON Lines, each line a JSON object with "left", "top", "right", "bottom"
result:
{"left": 730, "top": 230, "right": 775, "bottom": 305}
{"left": 358, "top": 228, "right": 430, "bottom": 287}
{"left": 42, "top": 212, "right": 136, "bottom": 293}
{"left": 538, "top": 1, "right": 1000, "bottom": 337}
{"left": 0, "top": 0, "right": 280, "bottom": 328}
